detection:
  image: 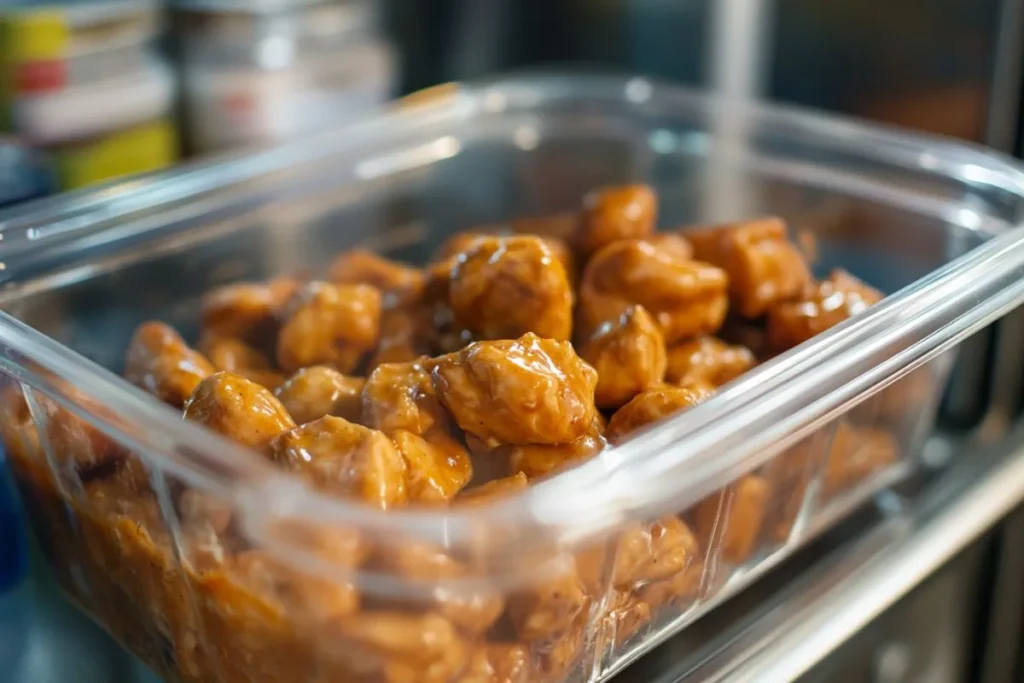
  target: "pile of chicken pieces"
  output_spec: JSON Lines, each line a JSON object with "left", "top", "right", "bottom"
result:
{"left": 126, "top": 184, "right": 882, "bottom": 510}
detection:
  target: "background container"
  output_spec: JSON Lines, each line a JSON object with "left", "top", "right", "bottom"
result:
{"left": 173, "top": 0, "right": 395, "bottom": 154}
{"left": 0, "top": 1, "right": 178, "bottom": 191}
{"left": 0, "top": 73, "right": 1023, "bottom": 683}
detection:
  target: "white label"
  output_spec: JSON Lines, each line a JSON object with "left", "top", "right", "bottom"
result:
{"left": 184, "top": 42, "right": 393, "bottom": 153}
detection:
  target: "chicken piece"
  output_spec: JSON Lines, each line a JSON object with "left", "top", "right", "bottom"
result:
{"left": 124, "top": 321, "right": 215, "bottom": 408}
{"left": 507, "top": 419, "right": 605, "bottom": 481}
{"left": 823, "top": 423, "right": 899, "bottom": 497}
{"left": 363, "top": 360, "right": 449, "bottom": 436}
{"left": 693, "top": 474, "right": 771, "bottom": 564}
{"left": 580, "top": 305, "right": 667, "bottom": 410}
{"left": 637, "top": 557, "right": 705, "bottom": 608}
{"left": 276, "top": 281, "right": 382, "bottom": 373}
{"left": 507, "top": 564, "right": 589, "bottom": 640}
{"left": 575, "top": 184, "right": 657, "bottom": 259}
{"left": 199, "top": 278, "right": 299, "bottom": 343}
{"left": 767, "top": 269, "right": 883, "bottom": 351}
{"left": 433, "top": 232, "right": 491, "bottom": 264}
{"left": 432, "top": 334, "right": 598, "bottom": 446}
{"left": 270, "top": 416, "right": 407, "bottom": 509}
{"left": 597, "top": 591, "right": 652, "bottom": 650}
{"left": 457, "top": 644, "right": 531, "bottom": 683}
{"left": 369, "top": 305, "right": 431, "bottom": 369}
{"left": 606, "top": 383, "right": 715, "bottom": 444}
{"left": 455, "top": 472, "right": 529, "bottom": 506}
{"left": 644, "top": 233, "right": 693, "bottom": 262}
{"left": 579, "top": 239, "right": 729, "bottom": 344}
{"left": 27, "top": 393, "right": 136, "bottom": 486}
{"left": 665, "top": 336, "right": 756, "bottom": 388}
{"left": 263, "top": 518, "right": 369, "bottom": 567}
{"left": 447, "top": 236, "right": 573, "bottom": 342}
{"left": 325, "top": 611, "right": 468, "bottom": 683}
{"left": 228, "top": 544, "right": 361, "bottom": 623}
{"left": 612, "top": 516, "right": 700, "bottom": 589}
{"left": 392, "top": 430, "right": 473, "bottom": 504}
{"left": 183, "top": 372, "right": 295, "bottom": 449}
{"left": 373, "top": 543, "right": 504, "bottom": 635}
{"left": 274, "top": 365, "right": 365, "bottom": 424}
{"left": 686, "top": 217, "right": 812, "bottom": 319}
{"left": 328, "top": 249, "right": 425, "bottom": 308}
{"left": 437, "top": 231, "right": 577, "bottom": 285}
{"left": 531, "top": 611, "right": 588, "bottom": 682}
{"left": 199, "top": 334, "right": 285, "bottom": 390}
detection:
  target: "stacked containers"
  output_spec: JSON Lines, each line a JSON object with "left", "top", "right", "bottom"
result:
{"left": 0, "top": 0, "right": 177, "bottom": 191}
{"left": 0, "top": 74, "right": 1022, "bottom": 683}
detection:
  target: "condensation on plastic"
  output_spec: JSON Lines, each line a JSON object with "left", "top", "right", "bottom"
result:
{"left": 0, "top": 73, "right": 1022, "bottom": 683}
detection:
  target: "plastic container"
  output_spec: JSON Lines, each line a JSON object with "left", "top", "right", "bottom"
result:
{"left": 0, "top": 73, "right": 1023, "bottom": 683}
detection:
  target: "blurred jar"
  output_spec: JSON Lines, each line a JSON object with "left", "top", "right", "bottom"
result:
{"left": 173, "top": 0, "right": 396, "bottom": 154}
{"left": 0, "top": 1, "right": 178, "bottom": 192}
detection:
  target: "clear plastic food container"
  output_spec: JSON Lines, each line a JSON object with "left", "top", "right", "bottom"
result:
{"left": 2, "top": 73, "right": 1024, "bottom": 683}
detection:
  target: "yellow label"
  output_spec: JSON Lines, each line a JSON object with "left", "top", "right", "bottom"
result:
{"left": 54, "top": 120, "right": 178, "bottom": 190}
{"left": 3, "top": 11, "right": 69, "bottom": 63}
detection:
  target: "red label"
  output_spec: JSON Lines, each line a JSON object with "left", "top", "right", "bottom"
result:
{"left": 15, "top": 60, "right": 66, "bottom": 94}
{"left": 223, "top": 90, "right": 256, "bottom": 118}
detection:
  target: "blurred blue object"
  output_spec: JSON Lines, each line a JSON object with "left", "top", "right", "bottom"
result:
{"left": 0, "top": 139, "right": 53, "bottom": 208}
{"left": 0, "top": 446, "right": 27, "bottom": 591}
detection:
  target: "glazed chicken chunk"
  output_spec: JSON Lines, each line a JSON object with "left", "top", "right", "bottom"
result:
{"left": 665, "top": 336, "right": 756, "bottom": 388}
{"left": 574, "top": 184, "right": 657, "bottom": 259}
{"left": 391, "top": 429, "right": 473, "bottom": 504}
{"left": 446, "top": 235, "right": 574, "bottom": 342}
{"left": 579, "top": 304, "right": 667, "bottom": 410}
{"left": 606, "top": 383, "right": 715, "bottom": 443}
{"left": 273, "top": 365, "right": 365, "bottom": 424}
{"left": 506, "top": 418, "right": 605, "bottom": 481}
{"left": 276, "top": 281, "right": 382, "bottom": 373}
{"left": 767, "top": 269, "right": 883, "bottom": 351}
{"left": 125, "top": 321, "right": 215, "bottom": 409}
{"left": 373, "top": 542, "right": 505, "bottom": 634}
{"left": 199, "top": 278, "right": 299, "bottom": 344}
{"left": 432, "top": 333, "right": 598, "bottom": 446}
{"left": 686, "top": 217, "right": 812, "bottom": 319}
{"left": 183, "top": 371, "right": 296, "bottom": 449}
{"left": 199, "top": 334, "right": 285, "bottom": 391}
{"left": 579, "top": 239, "right": 729, "bottom": 344}
{"left": 362, "top": 360, "right": 449, "bottom": 436}
{"left": 271, "top": 415, "right": 407, "bottom": 509}
{"left": 328, "top": 249, "right": 425, "bottom": 308}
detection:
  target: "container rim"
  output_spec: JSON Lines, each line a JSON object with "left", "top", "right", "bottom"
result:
{"left": 2, "top": 70, "right": 1024, "bottom": 560}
